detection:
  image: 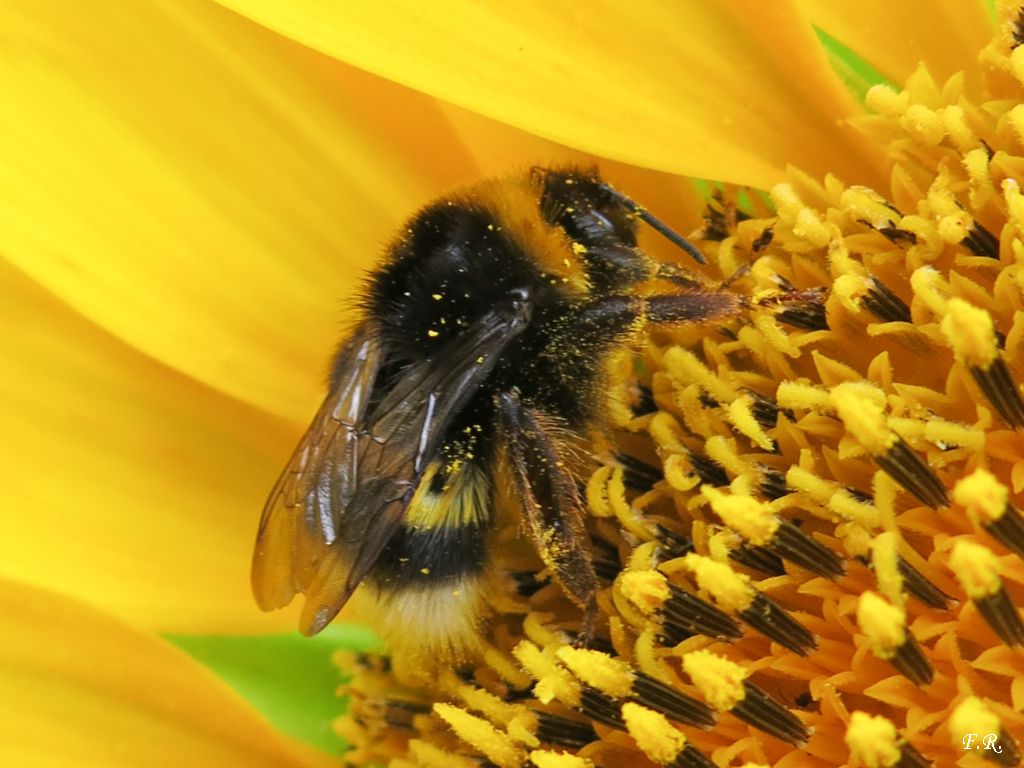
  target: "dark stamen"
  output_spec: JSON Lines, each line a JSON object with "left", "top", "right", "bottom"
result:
{"left": 984, "top": 502, "right": 1024, "bottom": 560}
{"left": 752, "top": 226, "right": 774, "bottom": 252}
{"left": 632, "top": 672, "right": 715, "bottom": 729}
{"left": 534, "top": 711, "right": 597, "bottom": 749}
{"left": 688, "top": 451, "right": 730, "bottom": 487}
{"left": 739, "top": 592, "right": 817, "bottom": 656}
{"left": 579, "top": 686, "right": 626, "bottom": 729}
{"left": 862, "top": 277, "right": 912, "bottom": 323}
{"left": 874, "top": 438, "right": 949, "bottom": 508}
{"left": 729, "top": 543, "right": 787, "bottom": 576}
{"left": 772, "top": 520, "right": 845, "bottom": 579}
{"left": 962, "top": 223, "right": 1000, "bottom": 257}
{"left": 668, "top": 745, "right": 717, "bottom": 768}
{"left": 975, "top": 588, "right": 1024, "bottom": 648}
{"left": 971, "top": 358, "right": 1024, "bottom": 429}
{"left": 888, "top": 633, "right": 935, "bottom": 686}
{"left": 733, "top": 681, "right": 809, "bottom": 745}
{"left": 615, "top": 453, "right": 664, "bottom": 490}
{"left": 896, "top": 557, "right": 952, "bottom": 610}
{"left": 664, "top": 583, "right": 744, "bottom": 641}
{"left": 759, "top": 467, "right": 792, "bottom": 501}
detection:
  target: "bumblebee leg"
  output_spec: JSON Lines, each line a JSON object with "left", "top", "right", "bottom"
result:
{"left": 496, "top": 390, "right": 599, "bottom": 641}
{"left": 571, "top": 292, "right": 744, "bottom": 332}
{"left": 643, "top": 291, "right": 745, "bottom": 324}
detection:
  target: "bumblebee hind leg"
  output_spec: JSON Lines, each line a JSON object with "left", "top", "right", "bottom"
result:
{"left": 496, "top": 390, "right": 600, "bottom": 643}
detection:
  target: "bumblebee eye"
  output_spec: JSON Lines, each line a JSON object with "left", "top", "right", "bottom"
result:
{"left": 559, "top": 205, "right": 636, "bottom": 248}
{"left": 540, "top": 170, "right": 637, "bottom": 249}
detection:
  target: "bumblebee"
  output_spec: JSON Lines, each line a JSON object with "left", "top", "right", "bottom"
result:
{"left": 252, "top": 167, "right": 743, "bottom": 656}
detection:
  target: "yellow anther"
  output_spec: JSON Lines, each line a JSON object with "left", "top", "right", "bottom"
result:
{"left": 507, "top": 712, "right": 541, "bottom": 748}
{"left": 949, "top": 539, "right": 1002, "bottom": 599}
{"left": 704, "top": 435, "right": 749, "bottom": 476}
{"left": 434, "top": 704, "right": 524, "bottom": 768}
{"left": 707, "top": 530, "right": 738, "bottom": 563}
{"left": 842, "top": 523, "right": 873, "bottom": 559}
{"left": 1003, "top": 178, "right": 1024, "bottom": 232}
{"left": 702, "top": 486, "right": 778, "bottom": 545}
{"left": 845, "top": 711, "right": 902, "bottom": 768}
{"left": 1011, "top": 45, "right": 1024, "bottom": 86}
{"left": 825, "top": 237, "right": 862, "bottom": 279}
{"left": 865, "top": 85, "right": 908, "bottom": 117}
{"left": 452, "top": 679, "right": 527, "bottom": 727}
{"left": 830, "top": 382, "right": 894, "bottom": 455}
{"left": 926, "top": 169, "right": 959, "bottom": 217}
{"left": 829, "top": 490, "right": 881, "bottom": 528}
{"left": 919, "top": 417, "right": 985, "bottom": 452}
{"left": 512, "top": 642, "right": 579, "bottom": 707}
{"left": 555, "top": 647, "right": 633, "bottom": 699}
{"left": 680, "top": 650, "right": 746, "bottom": 712}
{"left": 682, "top": 553, "right": 753, "bottom": 612}
{"left": 648, "top": 412, "right": 687, "bottom": 455}
{"left": 663, "top": 346, "right": 737, "bottom": 403}
{"left": 530, "top": 750, "right": 594, "bottom": 768}
{"left": 586, "top": 466, "right": 613, "bottom": 518}
{"left": 856, "top": 591, "right": 906, "bottom": 659}
{"left": 900, "top": 104, "right": 944, "bottom": 146}
{"left": 769, "top": 182, "right": 804, "bottom": 225}
{"left": 953, "top": 468, "right": 1009, "bottom": 525}
{"left": 776, "top": 380, "right": 831, "bottom": 412}
{"left": 621, "top": 702, "right": 687, "bottom": 765}
{"left": 786, "top": 465, "right": 833, "bottom": 504}
{"left": 727, "top": 396, "right": 775, "bottom": 451}
{"left": 942, "top": 105, "right": 975, "bottom": 152}
{"left": 898, "top": 215, "right": 944, "bottom": 260}
{"left": 754, "top": 314, "right": 801, "bottom": 358}
{"left": 910, "top": 266, "right": 950, "bottom": 316}
{"left": 941, "top": 298, "right": 997, "bottom": 369}
{"left": 409, "top": 740, "right": 481, "bottom": 768}
{"left": 793, "top": 207, "right": 832, "bottom": 247}
{"left": 833, "top": 273, "right": 873, "bottom": 314}
{"left": 663, "top": 454, "right": 699, "bottom": 492}
{"left": 871, "top": 531, "right": 904, "bottom": 607}
{"left": 963, "top": 148, "right": 995, "bottom": 208}
{"left": 522, "top": 613, "right": 565, "bottom": 650}
{"left": 619, "top": 569, "right": 670, "bottom": 615}
{"left": 949, "top": 697, "right": 1001, "bottom": 747}
{"left": 937, "top": 211, "right": 972, "bottom": 246}
{"left": 840, "top": 187, "right": 898, "bottom": 230}
{"left": 1008, "top": 104, "right": 1024, "bottom": 146}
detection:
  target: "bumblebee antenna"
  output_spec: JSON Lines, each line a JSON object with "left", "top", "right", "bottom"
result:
{"left": 600, "top": 184, "right": 706, "bottom": 265}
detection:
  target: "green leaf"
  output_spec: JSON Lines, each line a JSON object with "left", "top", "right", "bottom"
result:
{"left": 814, "top": 26, "right": 894, "bottom": 102}
{"left": 167, "top": 624, "right": 381, "bottom": 755}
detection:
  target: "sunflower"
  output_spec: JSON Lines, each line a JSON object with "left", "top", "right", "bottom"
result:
{"left": 1, "top": 0, "right": 1019, "bottom": 766}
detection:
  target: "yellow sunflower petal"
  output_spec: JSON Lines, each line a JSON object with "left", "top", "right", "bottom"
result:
{"left": 0, "top": 577, "right": 335, "bottom": 768}
{"left": 0, "top": 256, "right": 300, "bottom": 633}
{"left": 217, "top": 0, "right": 886, "bottom": 190}
{"left": 0, "top": 0, "right": 491, "bottom": 420}
{"left": 798, "top": 0, "right": 992, "bottom": 93}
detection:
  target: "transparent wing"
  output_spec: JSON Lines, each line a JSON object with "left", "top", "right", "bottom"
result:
{"left": 251, "top": 322, "right": 383, "bottom": 614}
{"left": 253, "top": 301, "right": 532, "bottom": 635}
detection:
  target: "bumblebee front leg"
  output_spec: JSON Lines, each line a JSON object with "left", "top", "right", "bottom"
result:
{"left": 496, "top": 390, "right": 599, "bottom": 642}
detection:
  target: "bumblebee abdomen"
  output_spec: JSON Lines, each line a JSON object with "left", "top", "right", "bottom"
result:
{"left": 371, "top": 457, "right": 492, "bottom": 590}
{"left": 369, "top": 457, "right": 494, "bottom": 656}
{"left": 371, "top": 521, "right": 489, "bottom": 588}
